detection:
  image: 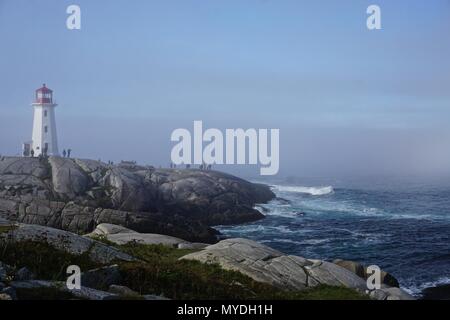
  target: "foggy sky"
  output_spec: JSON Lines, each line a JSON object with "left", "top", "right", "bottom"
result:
{"left": 1, "top": 0, "right": 450, "bottom": 179}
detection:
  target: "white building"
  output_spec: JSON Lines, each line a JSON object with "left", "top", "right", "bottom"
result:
{"left": 23, "top": 84, "right": 60, "bottom": 157}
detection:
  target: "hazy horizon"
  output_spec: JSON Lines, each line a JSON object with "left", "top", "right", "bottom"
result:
{"left": 1, "top": 0, "right": 450, "bottom": 180}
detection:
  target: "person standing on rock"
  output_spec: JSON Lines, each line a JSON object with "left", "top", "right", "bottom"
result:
{"left": 62, "top": 149, "right": 67, "bottom": 158}
{"left": 67, "top": 149, "right": 72, "bottom": 158}
{"left": 30, "top": 149, "right": 34, "bottom": 158}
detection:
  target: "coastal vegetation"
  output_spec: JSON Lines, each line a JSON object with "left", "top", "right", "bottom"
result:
{"left": 0, "top": 239, "right": 367, "bottom": 300}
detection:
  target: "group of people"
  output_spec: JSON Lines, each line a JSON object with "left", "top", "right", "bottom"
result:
{"left": 169, "top": 163, "right": 213, "bottom": 170}
{"left": 25, "top": 148, "right": 72, "bottom": 158}
{"left": 199, "top": 164, "right": 213, "bottom": 170}
{"left": 62, "top": 149, "right": 72, "bottom": 158}
{"left": 27, "top": 147, "right": 49, "bottom": 158}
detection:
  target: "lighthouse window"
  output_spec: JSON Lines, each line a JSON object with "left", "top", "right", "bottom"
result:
{"left": 44, "top": 110, "right": 48, "bottom": 117}
{"left": 44, "top": 126, "right": 48, "bottom": 133}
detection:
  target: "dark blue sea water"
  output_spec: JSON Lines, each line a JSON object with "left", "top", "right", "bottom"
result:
{"left": 217, "top": 177, "right": 450, "bottom": 296}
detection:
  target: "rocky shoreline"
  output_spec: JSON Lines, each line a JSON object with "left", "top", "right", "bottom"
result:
{"left": 0, "top": 157, "right": 274, "bottom": 243}
{"left": 0, "top": 221, "right": 415, "bottom": 300}
{"left": 0, "top": 156, "right": 433, "bottom": 300}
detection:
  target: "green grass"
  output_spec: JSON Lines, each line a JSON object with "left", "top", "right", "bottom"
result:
{"left": 88, "top": 234, "right": 118, "bottom": 247}
{"left": 0, "top": 225, "right": 18, "bottom": 234}
{"left": 0, "top": 240, "right": 100, "bottom": 280}
{"left": 0, "top": 239, "right": 368, "bottom": 300}
{"left": 117, "top": 243, "right": 368, "bottom": 300}
{"left": 119, "top": 241, "right": 199, "bottom": 260}
{"left": 291, "top": 285, "right": 369, "bottom": 300}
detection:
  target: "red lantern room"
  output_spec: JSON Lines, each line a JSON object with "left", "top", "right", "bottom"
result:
{"left": 35, "top": 84, "right": 53, "bottom": 104}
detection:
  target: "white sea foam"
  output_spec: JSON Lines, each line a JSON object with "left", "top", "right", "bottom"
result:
{"left": 272, "top": 185, "right": 334, "bottom": 196}
{"left": 267, "top": 238, "right": 331, "bottom": 246}
{"left": 221, "top": 224, "right": 267, "bottom": 233}
{"left": 262, "top": 207, "right": 298, "bottom": 218}
{"left": 404, "top": 276, "right": 450, "bottom": 296}
{"left": 253, "top": 205, "right": 267, "bottom": 214}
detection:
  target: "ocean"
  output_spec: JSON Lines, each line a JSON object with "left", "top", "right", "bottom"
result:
{"left": 216, "top": 176, "right": 450, "bottom": 297}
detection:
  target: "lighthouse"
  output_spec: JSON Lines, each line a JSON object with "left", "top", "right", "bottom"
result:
{"left": 26, "top": 84, "right": 60, "bottom": 157}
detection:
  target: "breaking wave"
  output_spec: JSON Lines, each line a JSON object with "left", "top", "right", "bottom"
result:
{"left": 272, "top": 185, "right": 334, "bottom": 196}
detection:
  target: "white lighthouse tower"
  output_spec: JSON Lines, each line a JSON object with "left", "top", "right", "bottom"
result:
{"left": 29, "top": 84, "right": 60, "bottom": 157}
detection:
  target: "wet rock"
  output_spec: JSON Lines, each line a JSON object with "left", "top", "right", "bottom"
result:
{"left": 421, "top": 284, "right": 450, "bottom": 300}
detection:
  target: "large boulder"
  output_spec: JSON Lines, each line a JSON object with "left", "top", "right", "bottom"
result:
{"left": 85, "top": 223, "right": 208, "bottom": 249}
{"left": 81, "top": 265, "right": 122, "bottom": 290}
{"left": 304, "top": 260, "right": 367, "bottom": 290}
{"left": 1, "top": 197, "right": 219, "bottom": 243}
{"left": 0, "top": 223, "right": 135, "bottom": 264}
{"left": 0, "top": 157, "right": 274, "bottom": 241}
{"left": 421, "top": 284, "right": 450, "bottom": 300}
{"left": 48, "top": 157, "right": 91, "bottom": 199}
{"left": 150, "top": 169, "right": 274, "bottom": 225}
{"left": 333, "top": 259, "right": 400, "bottom": 288}
{"left": 86, "top": 223, "right": 138, "bottom": 236}
{"left": 181, "top": 238, "right": 367, "bottom": 292}
{"left": 181, "top": 238, "right": 415, "bottom": 300}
